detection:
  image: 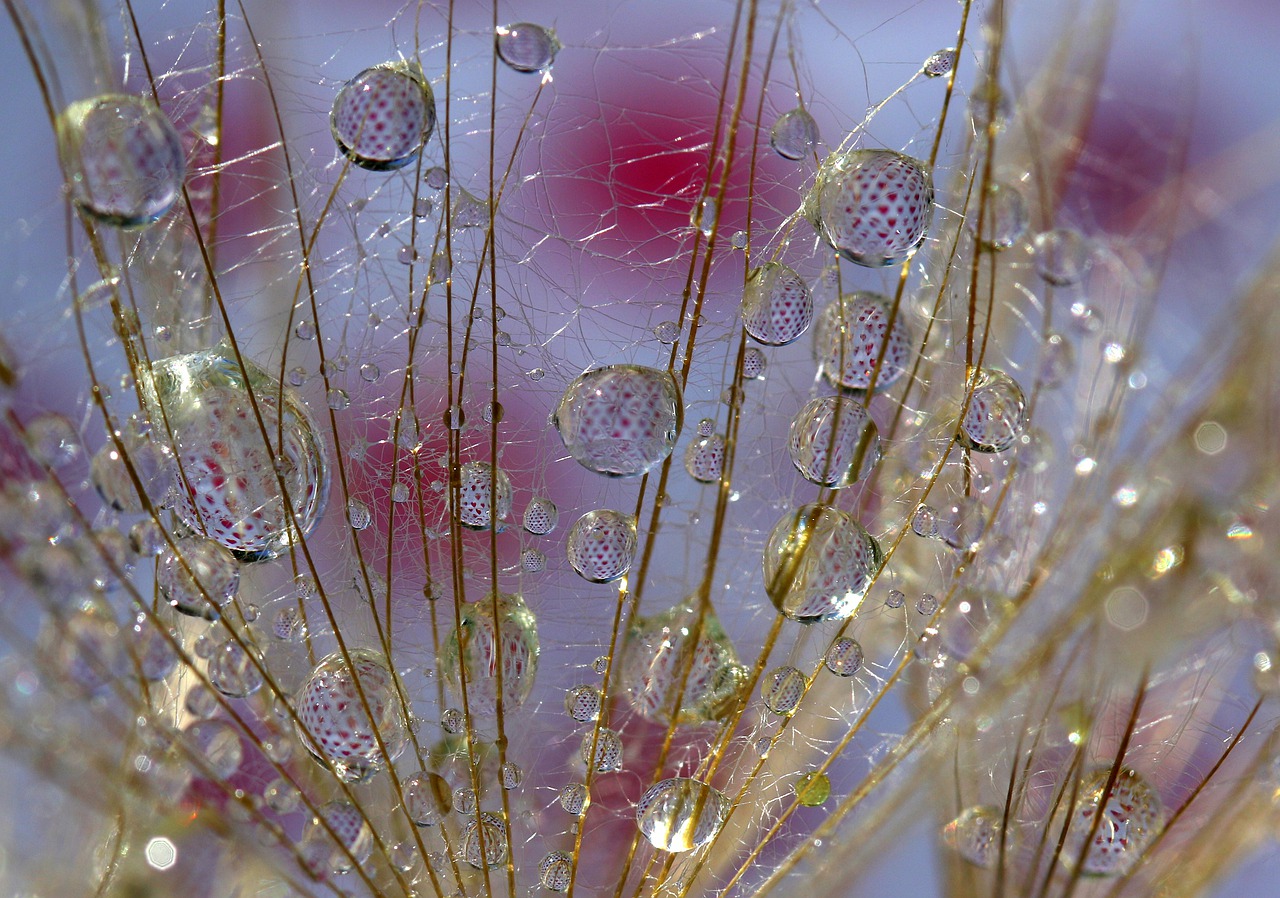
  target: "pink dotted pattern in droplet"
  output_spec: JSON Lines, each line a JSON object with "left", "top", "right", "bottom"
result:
{"left": 331, "top": 65, "right": 434, "bottom": 171}
{"left": 554, "top": 365, "right": 682, "bottom": 477}
{"left": 171, "top": 385, "right": 323, "bottom": 559}
{"left": 566, "top": 509, "right": 637, "bottom": 582}
{"left": 455, "top": 461, "right": 512, "bottom": 530}
{"left": 959, "top": 368, "right": 1026, "bottom": 453}
{"left": 742, "top": 263, "right": 813, "bottom": 347}
{"left": 293, "top": 651, "right": 406, "bottom": 782}
{"left": 815, "top": 149, "right": 933, "bottom": 267}
{"left": 1068, "top": 768, "right": 1165, "bottom": 876}
{"left": 816, "top": 292, "right": 913, "bottom": 391}
{"left": 683, "top": 434, "right": 725, "bottom": 483}
{"left": 61, "top": 94, "right": 185, "bottom": 226}
{"left": 622, "top": 603, "right": 745, "bottom": 725}
{"left": 787, "top": 396, "right": 881, "bottom": 488}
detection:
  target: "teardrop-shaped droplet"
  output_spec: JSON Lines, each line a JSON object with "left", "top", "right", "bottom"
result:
{"left": 787, "top": 396, "right": 881, "bottom": 487}
{"left": 769, "top": 107, "right": 819, "bottom": 161}
{"left": 496, "top": 22, "right": 561, "bottom": 73}
{"left": 742, "top": 262, "right": 813, "bottom": 347}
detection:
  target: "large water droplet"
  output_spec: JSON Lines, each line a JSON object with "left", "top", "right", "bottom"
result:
{"left": 806, "top": 149, "right": 934, "bottom": 267}
{"left": 959, "top": 368, "right": 1027, "bottom": 453}
{"left": 144, "top": 343, "right": 329, "bottom": 561}
{"left": 567, "top": 509, "right": 637, "bottom": 583}
{"left": 636, "top": 777, "right": 727, "bottom": 852}
{"left": 769, "top": 107, "right": 819, "bottom": 161}
{"left": 539, "top": 851, "right": 573, "bottom": 891}
{"left": 763, "top": 504, "right": 882, "bottom": 622}
{"left": 441, "top": 593, "right": 539, "bottom": 716}
{"left": 403, "top": 771, "right": 452, "bottom": 825}
{"left": 814, "top": 292, "right": 914, "bottom": 391}
{"left": 463, "top": 812, "right": 508, "bottom": 868}
{"left": 554, "top": 365, "right": 682, "bottom": 477}
{"left": 761, "top": 665, "right": 808, "bottom": 715}
{"left": 684, "top": 434, "right": 726, "bottom": 483}
{"left": 942, "top": 805, "right": 1002, "bottom": 867}
{"left": 496, "top": 23, "right": 561, "bottom": 73}
{"left": 293, "top": 650, "right": 408, "bottom": 783}
{"left": 787, "top": 396, "right": 881, "bottom": 487}
{"left": 1063, "top": 768, "right": 1165, "bottom": 876}
{"left": 454, "top": 461, "right": 512, "bottom": 530}
{"left": 57, "top": 95, "right": 185, "bottom": 227}
{"left": 331, "top": 63, "right": 435, "bottom": 171}
{"left": 622, "top": 601, "right": 746, "bottom": 725}
{"left": 158, "top": 535, "right": 239, "bottom": 619}
{"left": 523, "top": 496, "right": 559, "bottom": 534}
{"left": 742, "top": 262, "right": 813, "bottom": 347}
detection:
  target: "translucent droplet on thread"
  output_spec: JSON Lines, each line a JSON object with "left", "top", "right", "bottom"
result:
{"left": 554, "top": 365, "right": 682, "bottom": 477}
{"left": 769, "top": 107, "right": 819, "bottom": 161}
{"left": 496, "top": 23, "right": 561, "bottom": 73}
{"left": 743, "top": 262, "right": 813, "bottom": 347}
{"left": 787, "top": 396, "right": 881, "bottom": 487}
{"left": 331, "top": 63, "right": 435, "bottom": 171}
{"left": 636, "top": 777, "right": 727, "bottom": 852}
{"left": 763, "top": 504, "right": 882, "bottom": 622}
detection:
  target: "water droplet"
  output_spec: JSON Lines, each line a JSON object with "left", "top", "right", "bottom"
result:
{"left": 293, "top": 650, "right": 408, "bottom": 783}
{"left": 454, "top": 461, "right": 512, "bottom": 530}
{"left": 580, "top": 728, "right": 624, "bottom": 772}
{"left": 592, "top": 655, "right": 609, "bottom": 674}
{"left": 146, "top": 345, "right": 329, "bottom": 560}
{"left": 696, "top": 418, "right": 716, "bottom": 437}
{"left": 262, "top": 776, "right": 299, "bottom": 814}
{"left": 762, "top": 665, "right": 808, "bottom": 715}
{"left": 730, "top": 230, "right": 748, "bottom": 249}
{"left": 769, "top": 107, "right": 819, "bottom": 160}
{"left": 795, "top": 772, "right": 831, "bottom": 806}
{"left": 453, "top": 787, "right": 477, "bottom": 815}
{"left": 824, "top": 637, "right": 864, "bottom": 676}
{"left": 653, "top": 320, "right": 679, "bottom": 344}
{"left": 441, "top": 708, "right": 464, "bottom": 733}
{"left": 559, "top": 783, "right": 589, "bottom": 816}
{"left": 463, "top": 812, "right": 508, "bottom": 869}
{"left": 1063, "top": 768, "right": 1165, "bottom": 875}
{"left": 916, "top": 593, "right": 939, "bottom": 614}
{"left": 521, "top": 547, "right": 547, "bottom": 572}
{"left": 911, "top": 504, "right": 939, "bottom": 538}
{"left": 922, "top": 47, "right": 957, "bottom": 77}
{"left": 359, "top": 362, "right": 380, "bottom": 383}
{"left": 482, "top": 400, "right": 504, "bottom": 423}
{"left": 158, "top": 535, "right": 239, "bottom": 618}
{"left": 441, "top": 593, "right": 539, "bottom": 716}
{"left": 683, "top": 434, "right": 725, "bottom": 483}
{"left": 539, "top": 851, "right": 573, "bottom": 891}
{"left": 327, "top": 387, "right": 349, "bottom": 410}
{"left": 942, "top": 805, "right": 1002, "bottom": 867}
{"left": 185, "top": 721, "right": 244, "bottom": 782}
{"left": 763, "top": 504, "right": 882, "bottom": 622}
{"left": 26, "top": 413, "right": 79, "bottom": 468}
{"left": 402, "top": 771, "right": 452, "bottom": 825}
{"left": 331, "top": 63, "right": 435, "bottom": 171}
{"left": 554, "top": 365, "right": 682, "bottom": 477}
{"left": 981, "top": 182, "right": 1028, "bottom": 249}
{"left": 636, "top": 777, "right": 727, "bottom": 852}
{"left": 886, "top": 589, "right": 906, "bottom": 609}
{"left": 742, "top": 348, "right": 767, "bottom": 380}
{"left": 452, "top": 187, "right": 489, "bottom": 229}
{"left": 501, "top": 761, "right": 522, "bottom": 790}
{"left": 58, "top": 95, "right": 185, "bottom": 226}
{"left": 294, "top": 320, "right": 316, "bottom": 340}
{"left": 348, "top": 497, "right": 372, "bottom": 530}
{"left": 565, "top": 684, "right": 603, "bottom": 722}
{"left": 959, "top": 368, "right": 1027, "bottom": 453}
{"left": 1039, "top": 332, "right": 1075, "bottom": 388}
{"left": 787, "top": 395, "right": 881, "bottom": 488}
{"left": 496, "top": 22, "right": 561, "bottom": 73}
{"left": 566, "top": 509, "right": 637, "bottom": 583}
{"left": 622, "top": 601, "right": 746, "bottom": 724}
{"left": 523, "top": 496, "right": 559, "bottom": 534}
{"left": 425, "top": 166, "right": 448, "bottom": 189}
{"left": 91, "top": 437, "right": 174, "bottom": 513}
{"left": 303, "top": 801, "right": 373, "bottom": 874}
{"left": 742, "top": 262, "right": 813, "bottom": 347}
{"left": 815, "top": 292, "right": 913, "bottom": 391}
{"left": 208, "top": 639, "right": 263, "bottom": 697}
{"left": 1033, "top": 228, "right": 1090, "bottom": 286}
{"left": 806, "top": 149, "right": 934, "bottom": 267}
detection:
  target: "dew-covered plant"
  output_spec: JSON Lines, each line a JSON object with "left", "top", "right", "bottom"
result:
{"left": 1, "top": 0, "right": 1278, "bottom": 897}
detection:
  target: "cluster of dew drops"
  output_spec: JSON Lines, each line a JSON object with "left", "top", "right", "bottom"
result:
{"left": 22, "top": 13, "right": 1165, "bottom": 891}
